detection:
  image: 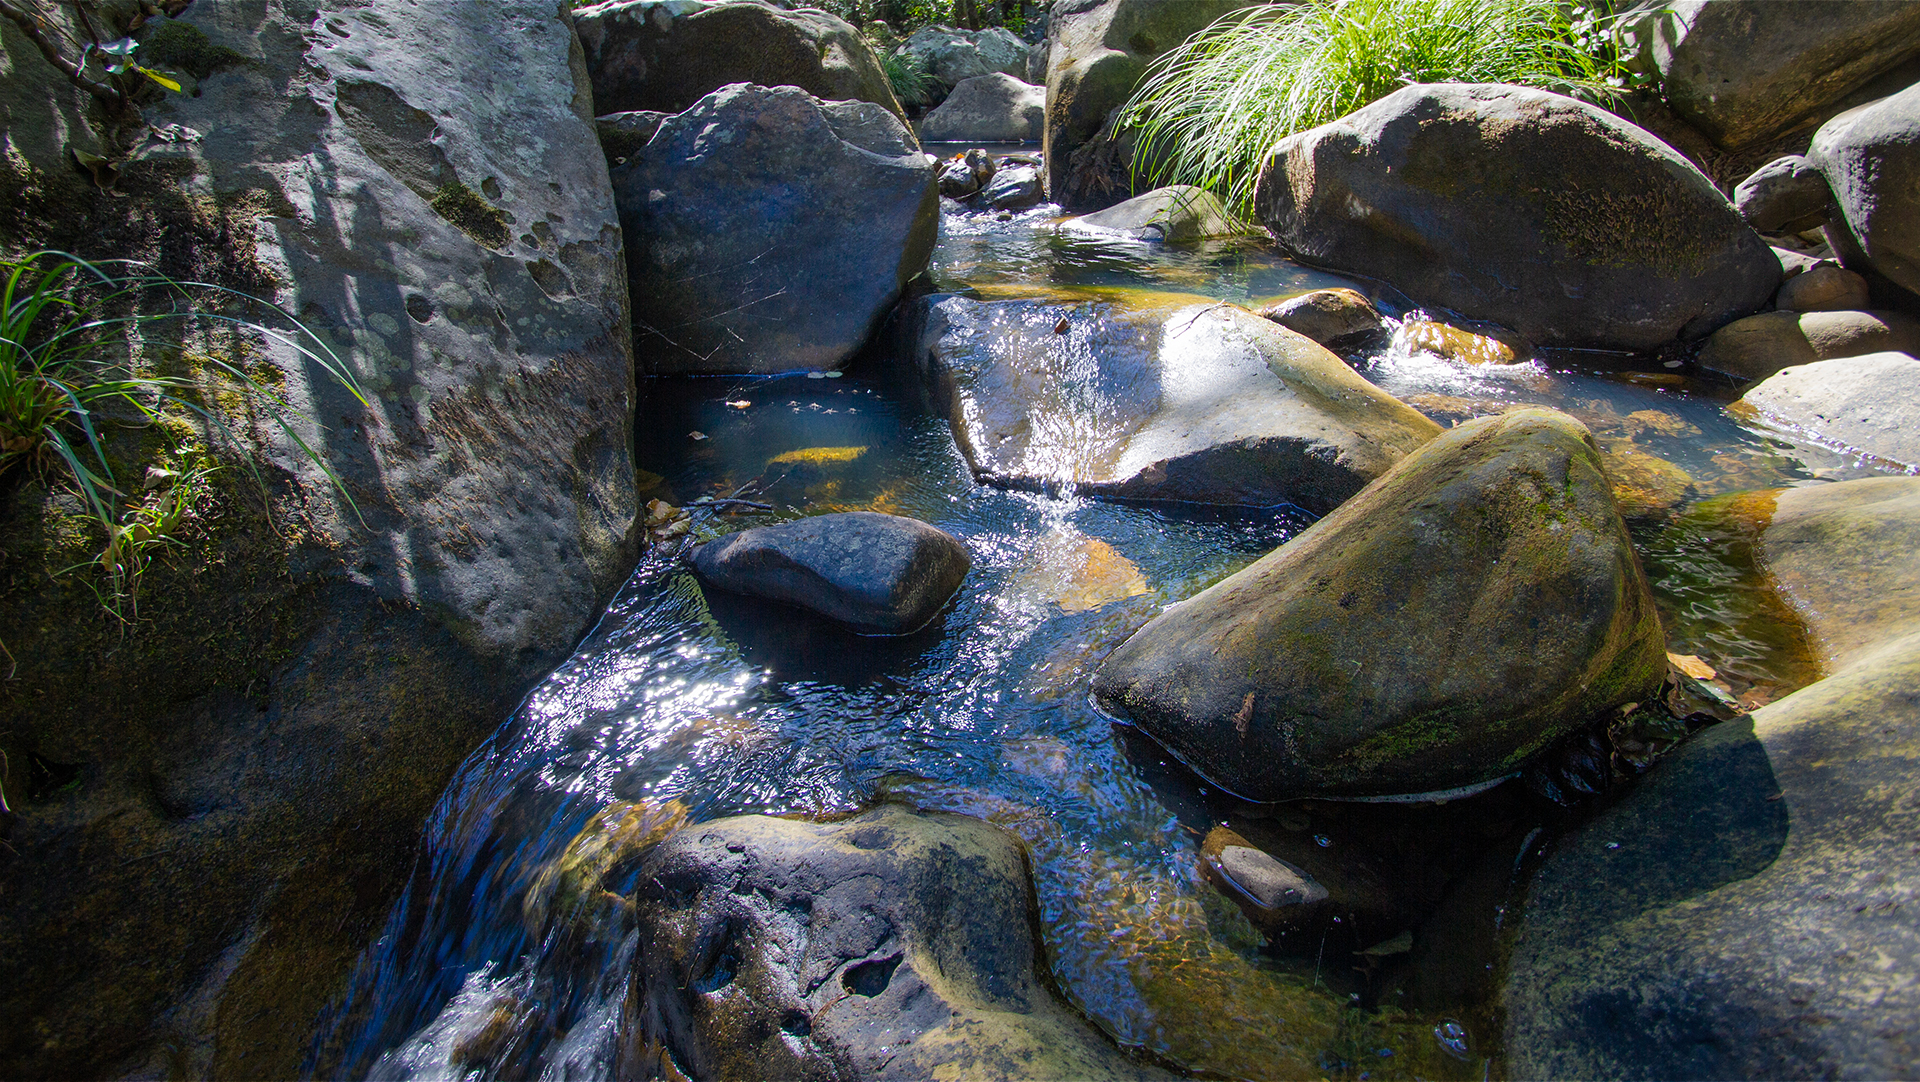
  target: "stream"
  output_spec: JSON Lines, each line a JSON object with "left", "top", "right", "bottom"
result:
{"left": 311, "top": 194, "right": 1879, "bottom": 1081}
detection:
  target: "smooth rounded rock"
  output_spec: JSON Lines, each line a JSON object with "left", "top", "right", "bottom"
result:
{"left": 1696, "top": 307, "right": 1920, "bottom": 381}
{"left": 688, "top": 511, "right": 970, "bottom": 635}
{"left": 1060, "top": 184, "right": 1246, "bottom": 243}
{"left": 622, "top": 804, "right": 1161, "bottom": 1081}
{"left": 613, "top": 83, "right": 937, "bottom": 374}
{"left": 1732, "top": 154, "right": 1833, "bottom": 233}
{"left": 1734, "top": 351, "right": 1920, "bottom": 471}
{"left": 1775, "top": 262, "right": 1872, "bottom": 311}
{"left": 1091, "top": 408, "right": 1666, "bottom": 801}
{"left": 920, "top": 72, "right": 1044, "bottom": 143}
{"left": 1809, "top": 80, "right": 1920, "bottom": 297}
{"left": 1254, "top": 288, "right": 1387, "bottom": 347}
{"left": 1762, "top": 475, "right": 1920, "bottom": 668}
{"left": 1254, "top": 83, "right": 1779, "bottom": 351}
{"left": 1202, "top": 826, "right": 1327, "bottom": 924}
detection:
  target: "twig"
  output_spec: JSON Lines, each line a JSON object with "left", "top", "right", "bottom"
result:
{"left": 0, "top": 0, "right": 127, "bottom": 110}
{"left": 692, "top": 497, "right": 773, "bottom": 512}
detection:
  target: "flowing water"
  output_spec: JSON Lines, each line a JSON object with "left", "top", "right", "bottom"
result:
{"left": 312, "top": 198, "right": 1893, "bottom": 1081}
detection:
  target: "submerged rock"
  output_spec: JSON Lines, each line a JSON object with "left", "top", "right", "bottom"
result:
{"left": 621, "top": 804, "right": 1162, "bottom": 1081}
{"left": 1091, "top": 409, "right": 1665, "bottom": 801}
{"left": 574, "top": 0, "right": 902, "bottom": 118}
{"left": 1506, "top": 476, "right": 1920, "bottom": 1078}
{"left": 1201, "top": 826, "right": 1327, "bottom": 925}
{"left": 613, "top": 83, "right": 937, "bottom": 373}
{"left": 1060, "top": 185, "right": 1246, "bottom": 243}
{"left": 1809, "top": 80, "right": 1920, "bottom": 298}
{"left": 902, "top": 295, "right": 1440, "bottom": 512}
{"left": 919, "top": 72, "right": 1044, "bottom": 143}
{"left": 1735, "top": 352, "right": 1920, "bottom": 471}
{"left": 1254, "top": 288, "right": 1387, "bottom": 347}
{"left": 1696, "top": 307, "right": 1920, "bottom": 381}
{"left": 1254, "top": 83, "right": 1778, "bottom": 351}
{"left": 688, "top": 511, "right": 970, "bottom": 635}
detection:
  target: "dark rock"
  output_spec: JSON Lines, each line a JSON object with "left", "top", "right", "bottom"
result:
{"left": 1044, "top": 0, "right": 1255, "bottom": 210}
{"left": 595, "top": 109, "right": 673, "bottom": 161}
{"left": 1776, "top": 262, "right": 1872, "bottom": 311}
{"left": 614, "top": 83, "right": 937, "bottom": 374}
{"left": 1696, "top": 308, "right": 1920, "bottom": 380}
{"left": 621, "top": 804, "right": 1162, "bottom": 1080}
{"left": 900, "top": 24, "right": 1031, "bottom": 102}
{"left": 901, "top": 295, "right": 1440, "bottom": 512}
{"left": 965, "top": 146, "right": 997, "bottom": 183}
{"left": 1254, "top": 83, "right": 1779, "bottom": 351}
{"left": 1254, "top": 288, "right": 1387, "bottom": 346}
{"left": 920, "top": 73, "right": 1045, "bottom": 143}
{"left": 1734, "top": 351, "right": 1920, "bottom": 470}
{"left": 573, "top": 0, "right": 903, "bottom": 118}
{"left": 1060, "top": 184, "right": 1246, "bottom": 243}
{"left": 1092, "top": 409, "right": 1665, "bottom": 801}
{"left": 688, "top": 511, "right": 970, "bottom": 635}
{"left": 1809, "top": 80, "right": 1920, "bottom": 298}
{"left": 1650, "top": 0, "right": 1920, "bottom": 149}
{"left": 979, "top": 161, "right": 1043, "bottom": 209}
{"left": 938, "top": 157, "right": 983, "bottom": 198}
{"left": 0, "top": 2, "right": 639, "bottom": 1077}
{"left": 1732, "top": 154, "right": 1833, "bottom": 232}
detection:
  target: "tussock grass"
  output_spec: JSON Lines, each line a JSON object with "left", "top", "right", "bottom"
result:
{"left": 1125, "top": 0, "right": 1628, "bottom": 217}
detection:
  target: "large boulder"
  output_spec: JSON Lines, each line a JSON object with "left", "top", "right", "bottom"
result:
{"left": 899, "top": 24, "right": 1031, "bottom": 101}
{"left": 688, "top": 511, "right": 971, "bottom": 635}
{"left": 1044, "top": 0, "right": 1253, "bottom": 210}
{"left": 0, "top": 3, "right": 637, "bottom": 1078}
{"left": 919, "top": 73, "right": 1045, "bottom": 143}
{"left": 1059, "top": 184, "right": 1246, "bottom": 243}
{"left": 621, "top": 804, "right": 1161, "bottom": 1081}
{"left": 612, "top": 83, "right": 937, "bottom": 373}
{"left": 1255, "top": 83, "right": 1779, "bottom": 352}
{"left": 1091, "top": 409, "right": 1666, "bottom": 801}
{"left": 573, "top": 0, "right": 903, "bottom": 119}
{"left": 1504, "top": 476, "right": 1920, "bottom": 1080}
{"left": 1695, "top": 307, "right": 1920, "bottom": 380}
{"left": 900, "top": 295, "right": 1442, "bottom": 513}
{"left": 1809, "top": 80, "right": 1920, "bottom": 298}
{"left": 1650, "top": 0, "right": 1920, "bottom": 149}
{"left": 1734, "top": 352, "right": 1920, "bottom": 471}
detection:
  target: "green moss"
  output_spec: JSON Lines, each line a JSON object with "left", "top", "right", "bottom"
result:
{"left": 430, "top": 182, "right": 511, "bottom": 249}
{"left": 140, "top": 21, "right": 250, "bottom": 81}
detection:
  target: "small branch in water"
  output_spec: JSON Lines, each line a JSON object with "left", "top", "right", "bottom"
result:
{"left": 692, "top": 498, "right": 773, "bottom": 512}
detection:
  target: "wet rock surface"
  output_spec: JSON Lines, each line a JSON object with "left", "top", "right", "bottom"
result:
{"left": 1650, "top": 0, "right": 1920, "bottom": 149}
{"left": 689, "top": 511, "right": 971, "bottom": 635}
{"left": 1696, "top": 307, "right": 1920, "bottom": 381}
{"left": 1734, "top": 352, "right": 1920, "bottom": 471}
{"left": 1761, "top": 475, "right": 1920, "bottom": 667}
{"left": 1255, "top": 83, "right": 1779, "bottom": 351}
{"left": 622, "top": 804, "right": 1164, "bottom": 1081}
{"left": 1255, "top": 288, "right": 1388, "bottom": 347}
{"left": 1809, "top": 80, "right": 1920, "bottom": 298}
{"left": 921, "top": 72, "right": 1045, "bottom": 144}
{"left": 613, "top": 83, "right": 937, "bottom": 373}
{"left": 902, "top": 295, "right": 1440, "bottom": 512}
{"left": 1093, "top": 409, "right": 1666, "bottom": 801}
{"left": 574, "top": 0, "right": 902, "bottom": 118}
{"left": 1060, "top": 185, "right": 1247, "bottom": 243}
{"left": 1202, "top": 826, "right": 1327, "bottom": 925}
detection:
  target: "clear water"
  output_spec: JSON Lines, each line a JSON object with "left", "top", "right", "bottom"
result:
{"left": 313, "top": 204, "right": 1896, "bottom": 1080}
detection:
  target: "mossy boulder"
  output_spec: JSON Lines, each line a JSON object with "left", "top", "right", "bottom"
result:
{"left": 1091, "top": 408, "right": 1666, "bottom": 801}
{"left": 573, "top": 0, "right": 904, "bottom": 120}
{"left": 620, "top": 804, "right": 1163, "bottom": 1081}
{"left": 1254, "top": 83, "right": 1779, "bottom": 351}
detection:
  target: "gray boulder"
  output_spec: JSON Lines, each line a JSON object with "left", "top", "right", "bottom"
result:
{"left": 1734, "top": 351, "right": 1920, "bottom": 470}
{"left": 920, "top": 73, "right": 1045, "bottom": 143}
{"left": 1650, "top": 0, "right": 1920, "bottom": 149}
{"left": 1254, "top": 289, "right": 1388, "bottom": 347}
{"left": 1809, "top": 80, "right": 1920, "bottom": 297}
{"left": 1696, "top": 307, "right": 1920, "bottom": 381}
{"left": 902, "top": 295, "right": 1441, "bottom": 512}
{"left": 1732, "top": 154, "right": 1833, "bottom": 233}
{"left": 1091, "top": 408, "right": 1666, "bottom": 801}
{"left": 621, "top": 804, "right": 1161, "bottom": 1081}
{"left": 0, "top": 2, "right": 638, "bottom": 1077}
{"left": 613, "top": 83, "right": 937, "bottom": 374}
{"left": 1044, "top": 0, "right": 1254, "bottom": 210}
{"left": 1059, "top": 184, "right": 1246, "bottom": 242}
{"left": 1776, "top": 262, "right": 1872, "bottom": 311}
{"left": 900, "top": 24, "right": 1031, "bottom": 100}
{"left": 573, "top": 0, "right": 903, "bottom": 118}
{"left": 1504, "top": 476, "right": 1920, "bottom": 1080}
{"left": 978, "top": 161, "right": 1043, "bottom": 209}
{"left": 1254, "top": 83, "right": 1779, "bottom": 351}
{"left": 688, "top": 511, "right": 970, "bottom": 635}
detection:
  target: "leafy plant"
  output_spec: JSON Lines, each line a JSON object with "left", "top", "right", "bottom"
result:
{"left": 1125, "top": 0, "right": 1629, "bottom": 217}
{"left": 1, "top": 251, "right": 367, "bottom": 621}
{"left": 0, "top": 0, "right": 187, "bottom": 114}
{"left": 882, "top": 47, "right": 939, "bottom": 108}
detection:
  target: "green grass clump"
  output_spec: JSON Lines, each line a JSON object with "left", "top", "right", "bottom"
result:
{"left": 1125, "top": 0, "right": 1630, "bottom": 217}
{"left": 882, "top": 47, "right": 939, "bottom": 108}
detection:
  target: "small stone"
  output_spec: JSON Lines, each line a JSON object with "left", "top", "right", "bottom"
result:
{"left": 1775, "top": 263, "right": 1871, "bottom": 312}
{"left": 1255, "top": 288, "right": 1386, "bottom": 347}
